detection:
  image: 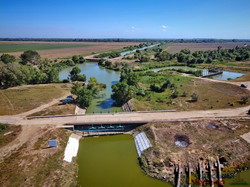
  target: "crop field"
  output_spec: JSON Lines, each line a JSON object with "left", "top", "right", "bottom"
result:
{"left": 166, "top": 42, "right": 250, "bottom": 53}
{"left": 0, "top": 41, "right": 140, "bottom": 59}
{"left": 0, "top": 43, "right": 93, "bottom": 53}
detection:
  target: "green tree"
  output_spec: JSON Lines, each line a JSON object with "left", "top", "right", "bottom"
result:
{"left": 0, "top": 54, "right": 16, "bottom": 64}
{"left": 20, "top": 50, "right": 41, "bottom": 65}
{"left": 70, "top": 66, "right": 81, "bottom": 81}
{"left": 104, "top": 60, "right": 112, "bottom": 67}
{"left": 76, "top": 87, "right": 93, "bottom": 108}
{"left": 111, "top": 82, "right": 134, "bottom": 105}
{"left": 72, "top": 55, "right": 80, "bottom": 64}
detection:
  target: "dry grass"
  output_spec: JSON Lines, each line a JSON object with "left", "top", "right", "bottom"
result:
{"left": 132, "top": 79, "right": 250, "bottom": 111}
{"left": 0, "top": 124, "right": 21, "bottom": 148}
{"left": 0, "top": 84, "right": 70, "bottom": 115}
{"left": 167, "top": 42, "right": 250, "bottom": 53}
{"left": 28, "top": 103, "right": 76, "bottom": 117}
{"left": 0, "top": 41, "right": 140, "bottom": 59}
{"left": 0, "top": 126, "right": 78, "bottom": 187}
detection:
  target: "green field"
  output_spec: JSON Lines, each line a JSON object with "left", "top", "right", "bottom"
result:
{"left": 0, "top": 43, "right": 94, "bottom": 53}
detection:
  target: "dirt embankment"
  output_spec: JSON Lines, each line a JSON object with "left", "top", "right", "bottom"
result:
{"left": 0, "top": 125, "right": 78, "bottom": 187}
{"left": 137, "top": 118, "right": 250, "bottom": 185}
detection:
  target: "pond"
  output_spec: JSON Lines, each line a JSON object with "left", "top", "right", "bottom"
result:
{"left": 209, "top": 71, "right": 245, "bottom": 81}
{"left": 151, "top": 66, "right": 245, "bottom": 81}
{"left": 77, "top": 134, "right": 169, "bottom": 187}
{"left": 59, "top": 62, "right": 122, "bottom": 113}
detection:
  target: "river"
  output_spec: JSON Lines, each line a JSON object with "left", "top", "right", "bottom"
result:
{"left": 59, "top": 62, "right": 121, "bottom": 113}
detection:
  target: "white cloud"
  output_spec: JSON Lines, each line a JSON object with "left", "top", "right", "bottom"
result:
{"left": 161, "top": 25, "right": 167, "bottom": 31}
{"left": 131, "top": 26, "right": 135, "bottom": 30}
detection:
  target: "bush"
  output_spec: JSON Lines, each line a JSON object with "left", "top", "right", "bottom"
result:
{"left": 191, "top": 93, "right": 199, "bottom": 102}
{"left": 240, "top": 96, "right": 249, "bottom": 104}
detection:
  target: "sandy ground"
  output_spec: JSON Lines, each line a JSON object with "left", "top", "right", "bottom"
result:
{"left": 241, "top": 132, "right": 250, "bottom": 144}
{"left": 0, "top": 42, "right": 140, "bottom": 59}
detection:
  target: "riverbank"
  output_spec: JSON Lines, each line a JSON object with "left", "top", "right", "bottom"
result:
{"left": 135, "top": 119, "right": 250, "bottom": 186}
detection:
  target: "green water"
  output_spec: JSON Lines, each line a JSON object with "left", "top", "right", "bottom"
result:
{"left": 59, "top": 62, "right": 122, "bottom": 113}
{"left": 224, "top": 169, "right": 250, "bottom": 186}
{"left": 77, "top": 135, "right": 170, "bottom": 187}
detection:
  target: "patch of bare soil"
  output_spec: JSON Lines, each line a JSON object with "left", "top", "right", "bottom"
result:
{"left": 0, "top": 125, "right": 78, "bottom": 187}
{"left": 137, "top": 118, "right": 250, "bottom": 184}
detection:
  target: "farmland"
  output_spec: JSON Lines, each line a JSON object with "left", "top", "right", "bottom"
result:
{"left": 0, "top": 42, "right": 93, "bottom": 53}
{"left": 0, "top": 41, "right": 140, "bottom": 59}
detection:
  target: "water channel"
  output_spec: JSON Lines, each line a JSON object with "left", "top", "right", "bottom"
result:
{"left": 58, "top": 48, "right": 249, "bottom": 186}
{"left": 59, "top": 62, "right": 121, "bottom": 113}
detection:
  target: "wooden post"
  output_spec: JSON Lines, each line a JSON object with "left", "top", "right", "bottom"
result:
{"left": 217, "top": 157, "right": 224, "bottom": 186}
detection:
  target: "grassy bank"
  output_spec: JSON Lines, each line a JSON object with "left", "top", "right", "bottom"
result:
{"left": 0, "top": 84, "right": 71, "bottom": 115}
{"left": 132, "top": 71, "right": 249, "bottom": 111}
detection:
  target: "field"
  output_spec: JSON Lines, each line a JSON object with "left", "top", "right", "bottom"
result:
{"left": 137, "top": 119, "right": 250, "bottom": 184}
{"left": 0, "top": 41, "right": 140, "bottom": 59}
{"left": 0, "top": 124, "right": 21, "bottom": 148}
{"left": 132, "top": 72, "right": 250, "bottom": 111}
{"left": 166, "top": 42, "right": 250, "bottom": 53}
{"left": 0, "top": 125, "right": 78, "bottom": 187}
{"left": 0, "top": 42, "right": 93, "bottom": 53}
{"left": 0, "top": 84, "right": 71, "bottom": 115}
{"left": 28, "top": 103, "right": 76, "bottom": 117}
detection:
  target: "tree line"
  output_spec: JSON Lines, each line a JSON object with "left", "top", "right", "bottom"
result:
{"left": 0, "top": 51, "right": 86, "bottom": 88}
{"left": 1, "top": 38, "right": 250, "bottom": 43}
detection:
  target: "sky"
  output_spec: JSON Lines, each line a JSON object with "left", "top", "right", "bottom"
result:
{"left": 0, "top": 0, "right": 250, "bottom": 39}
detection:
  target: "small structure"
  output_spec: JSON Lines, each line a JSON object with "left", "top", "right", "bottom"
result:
{"left": 48, "top": 140, "right": 58, "bottom": 147}
{"left": 63, "top": 134, "right": 80, "bottom": 163}
{"left": 240, "top": 84, "right": 248, "bottom": 88}
{"left": 202, "top": 67, "right": 223, "bottom": 78}
{"left": 134, "top": 132, "right": 152, "bottom": 157}
{"left": 60, "top": 96, "right": 74, "bottom": 104}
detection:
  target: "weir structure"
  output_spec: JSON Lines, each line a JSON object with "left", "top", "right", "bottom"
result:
{"left": 67, "top": 121, "right": 147, "bottom": 136}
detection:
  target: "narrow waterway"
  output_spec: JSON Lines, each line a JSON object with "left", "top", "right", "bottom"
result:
{"left": 59, "top": 62, "right": 121, "bottom": 113}
{"left": 77, "top": 135, "right": 169, "bottom": 187}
